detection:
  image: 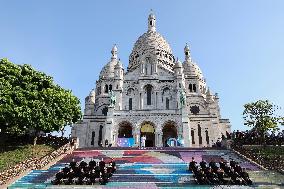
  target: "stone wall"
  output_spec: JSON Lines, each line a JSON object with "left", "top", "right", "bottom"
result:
{"left": 0, "top": 142, "right": 74, "bottom": 185}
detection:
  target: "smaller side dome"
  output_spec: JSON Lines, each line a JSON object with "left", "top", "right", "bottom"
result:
{"left": 99, "top": 45, "right": 120, "bottom": 79}
{"left": 174, "top": 58, "right": 183, "bottom": 68}
{"left": 115, "top": 59, "right": 123, "bottom": 69}
{"left": 183, "top": 61, "right": 203, "bottom": 78}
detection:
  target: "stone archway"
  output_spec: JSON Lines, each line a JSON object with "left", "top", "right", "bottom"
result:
{"left": 118, "top": 121, "right": 133, "bottom": 138}
{"left": 117, "top": 121, "right": 134, "bottom": 147}
{"left": 162, "top": 121, "right": 178, "bottom": 147}
{"left": 140, "top": 121, "right": 155, "bottom": 147}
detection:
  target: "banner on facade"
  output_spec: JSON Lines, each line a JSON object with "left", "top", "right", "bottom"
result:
{"left": 117, "top": 138, "right": 135, "bottom": 147}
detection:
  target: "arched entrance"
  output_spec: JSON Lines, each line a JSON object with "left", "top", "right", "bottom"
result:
{"left": 162, "top": 121, "right": 178, "bottom": 147}
{"left": 118, "top": 122, "right": 133, "bottom": 138}
{"left": 117, "top": 121, "right": 134, "bottom": 147}
{"left": 140, "top": 122, "right": 155, "bottom": 147}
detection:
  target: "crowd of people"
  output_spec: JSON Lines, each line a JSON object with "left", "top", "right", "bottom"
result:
{"left": 52, "top": 159, "right": 116, "bottom": 185}
{"left": 231, "top": 130, "right": 284, "bottom": 146}
{"left": 189, "top": 157, "right": 252, "bottom": 186}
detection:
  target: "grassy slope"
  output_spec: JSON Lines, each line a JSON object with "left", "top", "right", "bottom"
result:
{"left": 0, "top": 144, "right": 55, "bottom": 172}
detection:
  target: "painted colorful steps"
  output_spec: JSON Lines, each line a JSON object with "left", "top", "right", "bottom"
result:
{"left": 8, "top": 148, "right": 284, "bottom": 188}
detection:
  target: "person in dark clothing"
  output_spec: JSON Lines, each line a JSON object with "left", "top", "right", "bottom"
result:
{"left": 94, "top": 165, "right": 101, "bottom": 178}
{"left": 219, "top": 158, "right": 226, "bottom": 170}
{"left": 209, "top": 159, "right": 218, "bottom": 172}
{"left": 205, "top": 168, "right": 219, "bottom": 185}
{"left": 240, "top": 169, "right": 252, "bottom": 185}
{"left": 52, "top": 170, "right": 64, "bottom": 185}
{"left": 89, "top": 169, "right": 96, "bottom": 184}
{"left": 234, "top": 164, "right": 242, "bottom": 173}
{"left": 200, "top": 159, "right": 207, "bottom": 170}
{"left": 216, "top": 168, "right": 226, "bottom": 184}
{"left": 70, "top": 159, "right": 77, "bottom": 170}
{"left": 79, "top": 160, "right": 88, "bottom": 168}
{"left": 75, "top": 169, "right": 84, "bottom": 185}
{"left": 99, "top": 159, "right": 106, "bottom": 171}
{"left": 99, "top": 171, "right": 108, "bottom": 185}
{"left": 195, "top": 169, "right": 208, "bottom": 185}
{"left": 109, "top": 161, "right": 116, "bottom": 173}
{"left": 230, "top": 160, "right": 237, "bottom": 168}
{"left": 223, "top": 163, "right": 231, "bottom": 176}
{"left": 230, "top": 170, "right": 241, "bottom": 185}
{"left": 89, "top": 159, "right": 96, "bottom": 169}
{"left": 189, "top": 157, "right": 197, "bottom": 172}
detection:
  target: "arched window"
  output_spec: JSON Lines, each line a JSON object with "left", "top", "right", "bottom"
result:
{"left": 191, "top": 129, "right": 195, "bottom": 144}
{"left": 129, "top": 98, "right": 132, "bottom": 110}
{"left": 98, "top": 125, "right": 103, "bottom": 146}
{"left": 193, "top": 84, "right": 196, "bottom": 92}
{"left": 145, "top": 57, "right": 152, "bottom": 75}
{"left": 198, "top": 124, "right": 202, "bottom": 145}
{"left": 166, "top": 98, "right": 169, "bottom": 110}
{"left": 189, "top": 84, "right": 192, "bottom": 92}
{"left": 109, "top": 84, "right": 112, "bottom": 91}
{"left": 91, "top": 131, "right": 95, "bottom": 145}
{"left": 146, "top": 85, "right": 152, "bottom": 105}
{"left": 205, "top": 130, "right": 209, "bottom": 145}
{"left": 105, "top": 84, "right": 108, "bottom": 93}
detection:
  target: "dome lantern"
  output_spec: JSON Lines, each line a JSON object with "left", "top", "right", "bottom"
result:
{"left": 111, "top": 44, "right": 118, "bottom": 60}
{"left": 148, "top": 10, "right": 156, "bottom": 32}
{"left": 184, "top": 43, "right": 191, "bottom": 62}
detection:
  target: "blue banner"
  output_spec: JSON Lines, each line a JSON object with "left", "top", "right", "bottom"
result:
{"left": 117, "top": 138, "right": 135, "bottom": 147}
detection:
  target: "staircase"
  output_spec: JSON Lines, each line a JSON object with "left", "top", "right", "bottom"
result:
{"left": 7, "top": 148, "right": 284, "bottom": 188}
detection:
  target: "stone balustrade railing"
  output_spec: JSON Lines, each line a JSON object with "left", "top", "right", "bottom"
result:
{"left": 0, "top": 142, "right": 74, "bottom": 185}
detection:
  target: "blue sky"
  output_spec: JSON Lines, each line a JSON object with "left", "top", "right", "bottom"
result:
{"left": 1, "top": 0, "right": 284, "bottom": 135}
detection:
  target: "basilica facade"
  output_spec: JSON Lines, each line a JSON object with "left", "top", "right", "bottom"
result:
{"left": 71, "top": 13, "right": 231, "bottom": 148}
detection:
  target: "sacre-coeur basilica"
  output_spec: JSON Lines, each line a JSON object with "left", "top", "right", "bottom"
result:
{"left": 72, "top": 13, "right": 231, "bottom": 148}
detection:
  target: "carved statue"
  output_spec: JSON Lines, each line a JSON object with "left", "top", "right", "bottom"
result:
{"left": 110, "top": 90, "right": 116, "bottom": 107}
{"left": 179, "top": 90, "right": 186, "bottom": 108}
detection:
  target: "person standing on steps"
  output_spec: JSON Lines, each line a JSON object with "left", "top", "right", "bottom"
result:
{"left": 141, "top": 135, "right": 146, "bottom": 149}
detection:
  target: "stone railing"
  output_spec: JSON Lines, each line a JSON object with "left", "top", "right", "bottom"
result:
{"left": 0, "top": 142, "right": 75, "bottom": 185}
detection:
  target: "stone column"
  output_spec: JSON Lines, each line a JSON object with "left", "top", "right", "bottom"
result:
{"left": 140, "top": 92, "right": 143, "bottom": 110}
{"left": 182, "top": 107, "right": 191, "bottom": 147}
{"left": 112, "top": 131, "right": 117, "bottom": 147}
{"left": 155, "top": 132, "right": 158, "bottom": 147}
{"left": 159, "top": 132, "right": 163, "bottom": 147}
{"left": 103, "top": 106, "right": 114, "bottom": 146}
{"left": 195, "top": 128, "right": 199, "bottom": 148}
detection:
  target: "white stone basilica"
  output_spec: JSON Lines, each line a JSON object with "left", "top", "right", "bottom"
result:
{"left": 72, "top": 13, "right": 231, "bottom": 148}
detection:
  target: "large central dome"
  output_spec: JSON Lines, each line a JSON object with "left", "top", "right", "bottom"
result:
{"left": 128, "top": 13, "right": 175, "bottom": 72}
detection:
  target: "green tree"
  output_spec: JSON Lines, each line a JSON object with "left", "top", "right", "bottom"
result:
{"left": 243, "top": 100, "right": 284, "bottom": 141}
{"left": 0, "top": 58, "right": 82, "bottom": 142}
